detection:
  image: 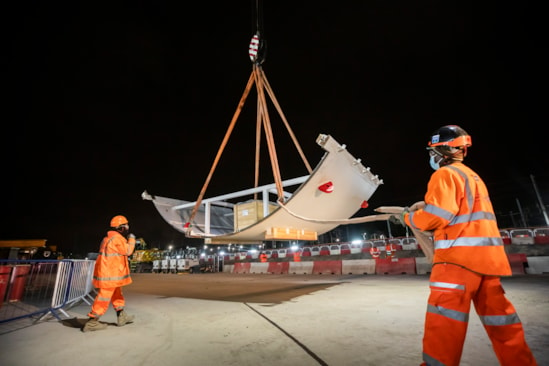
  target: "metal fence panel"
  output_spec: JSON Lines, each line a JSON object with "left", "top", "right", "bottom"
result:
{"left": 0, "top": 260, "right": 95, "bottom": 324}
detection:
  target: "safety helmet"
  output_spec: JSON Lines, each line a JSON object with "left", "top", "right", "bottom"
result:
{"left": 427, "top": 125, "right": 471, "bottom": 168}
{"left": 428, "top": 125, "right": 472, "bottom": 149}
{"left": 110, "top": 215, "right": 129, "bottom": 228}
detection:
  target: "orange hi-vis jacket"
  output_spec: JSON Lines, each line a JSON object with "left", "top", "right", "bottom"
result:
{"left": 404, "top": 162, "right": 511, "bottom": 276}
{"left": 92, "top": 230, "right": 136, "bottom": 288}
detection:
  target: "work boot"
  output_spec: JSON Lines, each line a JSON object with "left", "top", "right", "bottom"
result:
{"left": 82, "top": 318, "right": 107, "bottom": 332}
{"left": 117, "top": 310, "right": 134, "bottom": 327}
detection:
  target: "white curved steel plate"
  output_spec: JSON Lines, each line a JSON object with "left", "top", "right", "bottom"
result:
{"left": 143, "top": 134, "right": 382, "bottom": 243}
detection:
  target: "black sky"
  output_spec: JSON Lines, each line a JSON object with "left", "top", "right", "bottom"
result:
{"left": 2, "top": 2, "right": 545, "bottom": 255}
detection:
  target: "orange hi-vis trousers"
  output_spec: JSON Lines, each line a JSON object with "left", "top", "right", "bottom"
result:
{"left": 87, "top": 287, "right": 126, "bottom": 319}
{"left": 422, "top": 263, "right": 537, "bottom": 366}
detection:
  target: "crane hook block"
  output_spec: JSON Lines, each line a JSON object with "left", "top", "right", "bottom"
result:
{"left": 249, "top": 34, "right": 260, "bottom": 62}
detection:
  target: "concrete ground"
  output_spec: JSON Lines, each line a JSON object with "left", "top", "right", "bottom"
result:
{"left": 0, "top": 274, "right": 547, "bottom": 366}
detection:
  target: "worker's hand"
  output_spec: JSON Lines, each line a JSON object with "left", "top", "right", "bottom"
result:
{"left": 410, "top": 201, "right": 425, "bottom": 212}
{"left": 127, "top": 234, "right": 136, "bottom": 245}
{"left": 128, "top": 233, "right": 136, "bottom": 239}
{"left": 389, "top": 207, "right": 409, "bottom": 226}
{"left": 389, "top": 215, "right": 403, "bottom": 226}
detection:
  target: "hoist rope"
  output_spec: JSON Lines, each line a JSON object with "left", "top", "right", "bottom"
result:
{"left": 260, "top": 68, "right": 312, "bottom": 174}
{"left": 187, "top": 72, "right": 256, "bottom": 224}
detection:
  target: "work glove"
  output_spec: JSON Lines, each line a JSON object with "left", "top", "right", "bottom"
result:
{"left": 389, "top": 207, "right": 409, "bottom": 226}
{"left": 127, "top": 233, "right": 136, "bottom": 245}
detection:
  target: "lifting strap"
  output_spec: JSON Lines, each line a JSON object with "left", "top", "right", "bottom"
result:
{"left": 187, "top": 65, "right": 314, "bottom": 225}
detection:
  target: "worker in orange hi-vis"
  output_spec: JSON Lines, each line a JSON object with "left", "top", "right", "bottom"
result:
{"left": 394, "top": 125, "right": 537, "bottom": 366}
{"left": 82, "top": 215, "right": 136, "bottom": 332}
{"left": 369, "top": 246, "right": 380, "bottom": 258}
{"left": 385, "top": 243, "right": 396, "bottom": 258}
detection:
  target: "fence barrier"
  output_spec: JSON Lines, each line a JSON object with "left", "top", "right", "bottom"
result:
{"left": 0, "top": 259, "right": 95, "bottom": 324}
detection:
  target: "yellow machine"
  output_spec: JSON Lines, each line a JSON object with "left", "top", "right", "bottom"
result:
{"left": 0, "top": 239, "right": 60, "bottom": 260}
{"left": 130, "top": 238, "right": 166, "bottom": 273}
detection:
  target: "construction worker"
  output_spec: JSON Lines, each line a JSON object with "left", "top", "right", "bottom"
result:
{"left": 82, "top": 215, "right": 136, "bottom": 332}
{"left": 369, "top": 246, "right": 380, "bottom": 258}
{"left": 385, "top": 243, "right": 396, "bottom": 258}
{"left": 396, "top": 125, "right": 537, "bottom": 365}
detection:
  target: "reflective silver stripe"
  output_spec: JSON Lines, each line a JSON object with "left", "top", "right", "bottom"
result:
{"left": 448, "top": 213, "right": 470, "bottom": 225}
{"left": 479, "top": 312, "right": 521, "bottom": 326}
{"left": 408, "top": 211, "right": 421, "bottom": 230}
{"left": 423, "top": 353, "right": 446, "bottom": 366}
{"left": 408, "top": 204, "right": 451, "bottom": 230}
{"left": 427, "top": 304, "right": 469, "bottom": 322}
{"left": 448, "top": 211, "right": 496, "bottom": 226}
{"left": 94, "top": 274, "right": 131, "bottom": 282}
{"left": 98, "top": 252, "right": 126, "bottom": 258}
{"left": 471, "top": 211, "right": 496, "bottom": 221}
{"left": 435, "top": 236, "right": 504, "bottom": 249}
{"left": 445, "top": 165, "right": 474, "bottom": 227}
{"left": 424, "top": 204, "right": 454, "bottom": 221}
{"left": 446, "top": 165, "right": 474, "bottom": 210}
{"left": 416, "top": 204, "right": 495, "bottom": 227}
{"left": 430, "top": 281, "right": 465, "bottom": 290}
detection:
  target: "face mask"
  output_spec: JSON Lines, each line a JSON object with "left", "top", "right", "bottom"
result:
{"left": 429, "top": 155, "right": 441, "bottom": 171}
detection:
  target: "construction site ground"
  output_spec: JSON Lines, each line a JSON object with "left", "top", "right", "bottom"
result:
{"left": 1, "top": 273, "right": 547, "bottom": 366}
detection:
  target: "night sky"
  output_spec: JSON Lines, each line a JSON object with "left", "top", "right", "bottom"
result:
{"left": 2, "top": 2, "right": 545, "bottom": 256}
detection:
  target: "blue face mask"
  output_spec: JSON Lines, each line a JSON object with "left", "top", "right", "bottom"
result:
{"left": 429, "top": 155, "right": 441, "bottom": 171}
